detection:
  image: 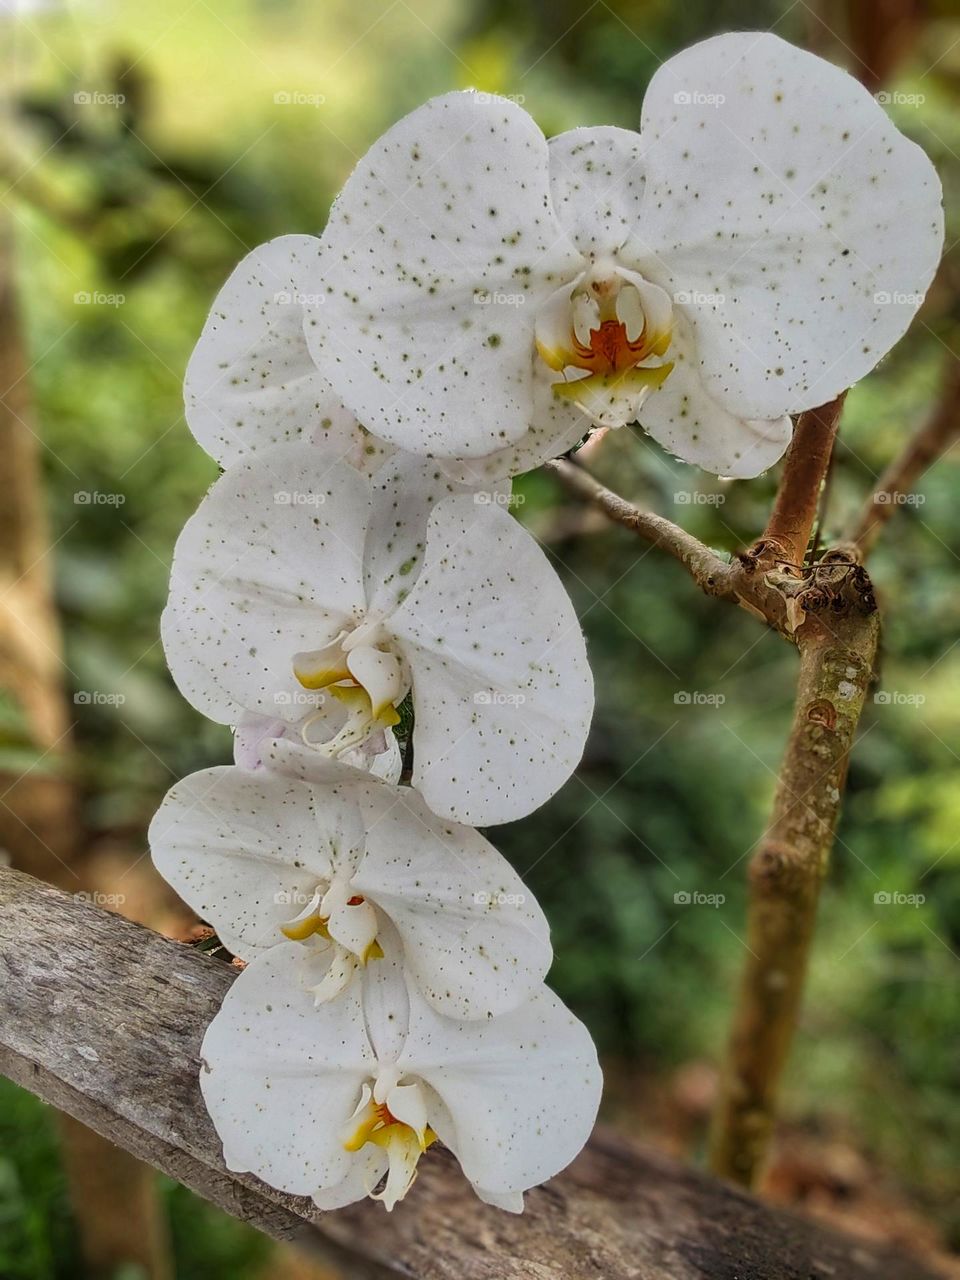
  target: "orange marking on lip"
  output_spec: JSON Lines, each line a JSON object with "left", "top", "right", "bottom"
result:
{"left": 572, "top": 319, "right": 653, "bottom": 374}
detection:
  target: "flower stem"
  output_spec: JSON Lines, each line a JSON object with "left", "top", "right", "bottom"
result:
{"left": 758, "top": 394, "right": 846, "bottom": 569}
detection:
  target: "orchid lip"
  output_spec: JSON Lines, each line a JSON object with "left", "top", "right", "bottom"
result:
{"left": 279, "top": 876, "right": 384, "bottom": 992}
{"left": 342, "top": 1079, "right": 438, "bottom": 1211}
{"left": 534, "top": 265, "right": 675, "bottom": 428}
{"left": 292, "top": 615, "right": 407, "bottom": 758}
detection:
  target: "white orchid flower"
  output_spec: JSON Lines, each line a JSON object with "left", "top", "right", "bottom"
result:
{"left": 184, "top": 234, "right": 394, "bottom": 474}
{"left": 288, "top": 32, "right": 942, "bottom": 479}
{"left": 161, "top": 442, "right": 593, "bottom": 825}
{"left": 200, "top": 944, "right": 601, "bottom": 1211}
{"left": 151, "top": 767, "right": 551, "bottom": 1017}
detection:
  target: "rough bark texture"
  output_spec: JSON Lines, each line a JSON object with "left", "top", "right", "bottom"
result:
{"left": 0, "top": 865, "right": 945, "bottom": 1280}
{"left": 709, "top": 565, "right": 881, "bottom": 1185}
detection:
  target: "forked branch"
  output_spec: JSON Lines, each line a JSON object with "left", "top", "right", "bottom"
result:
{"left": 846, "top": 361, "right": 960, "bottom": 556}
{"left": 549, "top": 385, "right": 954, "bottom": 1190}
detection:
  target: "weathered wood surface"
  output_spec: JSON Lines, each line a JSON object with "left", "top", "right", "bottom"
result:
{"left": 0, "top": 864, "right": 947, "bottom": 1280}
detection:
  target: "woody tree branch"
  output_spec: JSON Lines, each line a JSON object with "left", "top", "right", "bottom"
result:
{"left": 0, "top": 864, "right": 945, "bottom": 1280}
{"left": 752, "top": 394, "right": 846, "bottom": 570}
{"left": 546, "top": 459, "right": 735, "bottom": 600}
{"left": 846, "top": 360, "right": 960, "bottom": 557}
{"left": 549, "top": 383, "right": 955, "bottom": 1190}
{"left": 708, "top": 563, "right": 879, "bottom": 1184}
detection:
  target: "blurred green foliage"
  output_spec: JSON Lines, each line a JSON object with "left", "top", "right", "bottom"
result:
{"left": 3, "top": 0, "right": 960, "bottom": 1273}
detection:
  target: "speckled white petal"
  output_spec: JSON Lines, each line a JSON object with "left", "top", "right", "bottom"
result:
{"left": 362, "top": 451, "right": 503, "bottom": 617}
{"left": 259, "top": 724, "right": 403, "bottom": 786}
{"left": 311, "top": 1150, "right": 388, "bottom": 1210}
{"left": 161, "top": 445, "right": 370, "bottom": 726}
{"left": 359, "top": 937, "right": 411, "bottom": 1065}
{"left": 348, "top": 778, "right": 552, "bottom": 1019}
{"left": 548, "top": 127, "right": 647, "bottom": 260}
{"left": 639, "top": 312, "right": 792, "bottom": 477}
{"left": 397, "top": 983, "right": 602, "bottom": 1203}
{"left": 437, "top": 372, "right": 588, "bottom": 483}
{"left": 630, "top": 32, "right": 944, "bottom": 419}
{"left": 184, "top": 235, "right": 389, "bottom": 471}
{"left": 148, "top": 766, "right": 363, "bottom": 956}
{"left": 200, "top": 944, "right": 374, "bottom": 1196}
{"left": 387, "top": 495, "right": 594, "bottom": 825}
{"left": 473, "top": 1187, "right": 525, "bottom": 1213}
{"left": 312, "top": 91, "right": 583, "bottom": 458}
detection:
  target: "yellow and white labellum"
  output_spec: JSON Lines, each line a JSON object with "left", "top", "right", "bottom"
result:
{"left": 293, "top": 619, "right": 405, "bottom": 758}
{"left": 344, "top": 646, "right": 405, "bottom": 720}
{"left": 342, "top": 1079, "right": 437, "bottom": 1212}
{"left": 300, "top": 685, "right": 401, "bottom": 758}
{"left": 279, "top": 888, "right": 330, "bottom": 941}
{"left": 279, "top": 881, "right": 384, "bottom": 1002}
{"left": 321, "top": 881, "right": 381, "bottom": 965}
{"left": 292, "top": 632, "right": 353, "bottom": 690}
{"left": 307, "top": 945, "right": 360, "bottom": 1004}
{"left": 535, "top": 264, "right": 675, "bottom": 428}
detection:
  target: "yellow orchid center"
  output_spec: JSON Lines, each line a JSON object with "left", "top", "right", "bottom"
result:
{"left": 292, "top": 619, "right": 405, "bottom": 758}
{"left": 343, "top": 1091, "right": 438, "bottom": 1211}
{"left": 279, "top": 888, "right": 385, "bottom": 964}
{"left": 343, "top": 1099, "right": 436, "bottom": 1154}
{"left": 535, "top": 267, "right": 675, "bottom": 425}
{"left": 279, "top": 911, "right": 332, "bottom": 942}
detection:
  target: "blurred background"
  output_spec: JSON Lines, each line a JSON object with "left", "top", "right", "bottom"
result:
{"left": 1, "top": 0, "right": 959, "bottom": 1276}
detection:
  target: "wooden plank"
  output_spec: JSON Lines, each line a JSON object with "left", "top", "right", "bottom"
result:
{"left": 0, "top": 864, "right": 946, "bottom": 1280}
